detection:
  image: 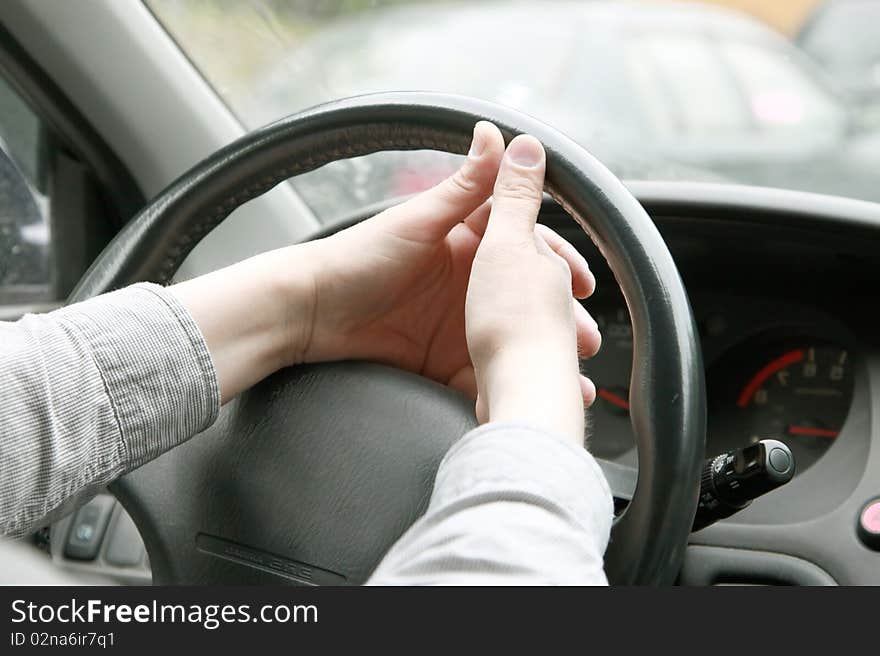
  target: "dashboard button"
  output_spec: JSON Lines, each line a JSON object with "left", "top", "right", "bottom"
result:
{"left": 768, "top": 448, "right": 792, "bottom": 474}
{"left": 64, "top": 496, "right": 115, "bottom": 560}
{"left": 105, "top": 509, "right": 145, "bottom": 567}
{"left": 857, "top": 498, "right": 880, "bottom": 551}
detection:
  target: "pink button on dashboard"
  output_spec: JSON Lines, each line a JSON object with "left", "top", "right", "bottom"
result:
{"left": 858, "top": 499, "right": 880, "bottom": 550}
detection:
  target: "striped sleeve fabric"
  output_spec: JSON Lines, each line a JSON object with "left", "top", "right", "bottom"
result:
{"left": 0, "top": 283, "right": 220, "bottom": 537}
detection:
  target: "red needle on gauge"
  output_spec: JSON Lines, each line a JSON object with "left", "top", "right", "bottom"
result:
{"left": 598, "top": 388, "right": 630, "bottom": 411}
{"left": 787, "top": 425, "right": 839, "bottom": 439}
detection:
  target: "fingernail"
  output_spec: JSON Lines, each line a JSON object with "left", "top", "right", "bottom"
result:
{"left": 505, "top": 135, "right": 543, "bottom": 168}
{"left": 467, "top": 123, "right": 486, "bottom": 158}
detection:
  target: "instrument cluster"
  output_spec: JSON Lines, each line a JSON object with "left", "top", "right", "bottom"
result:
{"left": 582, "top": 298, "right": 857, "bottom": 477}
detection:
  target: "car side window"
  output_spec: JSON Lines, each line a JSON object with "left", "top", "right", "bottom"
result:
{"left": 0, "top": 75, "right": 51, "bottom": 306}
{"left": 0, "top": 74, "right": 118, "bottom": 314}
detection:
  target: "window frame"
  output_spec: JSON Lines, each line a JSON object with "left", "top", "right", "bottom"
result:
{"left": 0, "top": 24, "right": 146, "bottom": 315}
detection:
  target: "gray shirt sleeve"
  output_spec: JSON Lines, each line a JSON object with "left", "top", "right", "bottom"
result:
{"left": 367, "top": 422, "right": 614, "bottom": 585}
{"left": 0, "top": 283, "right": 219, "bottom": 537}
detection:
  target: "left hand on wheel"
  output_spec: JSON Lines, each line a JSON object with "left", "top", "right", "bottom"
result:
{"left": 293, "top": 121, "right": 601, "bottom": 404}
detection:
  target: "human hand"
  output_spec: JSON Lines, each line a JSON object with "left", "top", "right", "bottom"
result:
{"left": 174, "top": 122, "right": 600, "bottom": 421}
{"left": 294, "top": 123, "right": 599, "bottom": 423}
{"left": 465, "top": 134, "right": 600, "bottom": 443}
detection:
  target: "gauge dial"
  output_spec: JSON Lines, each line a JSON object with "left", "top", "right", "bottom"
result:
{"left": 708, "top": 342, "right": 854, "bottom": 474}
{"left": 583, "top": 306, "right": 635, "bottom": 460}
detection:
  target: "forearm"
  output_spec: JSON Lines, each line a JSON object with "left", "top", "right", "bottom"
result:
{"left": 0, "top": 284, "right": 218, "bottom": 536}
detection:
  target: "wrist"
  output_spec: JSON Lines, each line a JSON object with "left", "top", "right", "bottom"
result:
{"left": 169, "top": 244, "right": 319, "bottom": 402}
{"left": 264, "top": 241, "right": 322, "bottom": 368}
{"left": 479, "top": 345, "right": 585, "bottom": 443}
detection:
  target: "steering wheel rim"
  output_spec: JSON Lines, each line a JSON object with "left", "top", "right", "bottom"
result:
{"left": 70, "top": 92, "right": 705, "bottom": 585}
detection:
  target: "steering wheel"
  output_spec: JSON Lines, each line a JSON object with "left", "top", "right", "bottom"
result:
{"left": 70, "top": 93, "right": 705, "bottom": 585}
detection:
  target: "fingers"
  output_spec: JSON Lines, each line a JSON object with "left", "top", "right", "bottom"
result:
{"left": 574, "top": 299, "right": 601, "bottom": 358}
{"left": 580, "top": 375, "right": 597, "bottom": 408}
{"left": 462, "top": 200, "right": 492, "bottom": 237}
{"left": 445, "top": 364, "right": 489, "bottom": 423}
{"left": 576, "top": 300, "right": 599, "bottom": 408}
{"left": 379, "top": 121, "right": 505, "bottom": 242}
{"left": 475, "top": 394, "right": 489, "bottom": 425}
{"left": 482, "top": 135, "right": 546, "bottom": 247}
{"left": 536, "top": 225, "right": 595, "bottom": 299}
{"left": 447, "top": 364, "right": 478, "bottom": 400}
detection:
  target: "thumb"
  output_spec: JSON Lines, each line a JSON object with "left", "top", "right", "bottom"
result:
{"left": 482, "top": 134, "right": 546, "bottom": 246}
{"left": 376, "top": 121, "right": 505, "bottom": 242}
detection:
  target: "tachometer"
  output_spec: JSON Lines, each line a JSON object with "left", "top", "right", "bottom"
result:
{"left": 708, "top": 341, "right": 855, "bottom": 474}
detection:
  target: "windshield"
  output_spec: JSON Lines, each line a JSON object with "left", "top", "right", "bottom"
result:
{"left": 146, "top": 0, "right": 880, "bottom": 223}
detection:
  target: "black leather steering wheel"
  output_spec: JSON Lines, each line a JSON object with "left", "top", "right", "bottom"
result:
{"left": 70, "top": 93, "right": 705, "bottom": 585}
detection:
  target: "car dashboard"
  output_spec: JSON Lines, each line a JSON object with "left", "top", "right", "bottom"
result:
{"left": 544, "top": 182, "right": 880, "bottom": 584}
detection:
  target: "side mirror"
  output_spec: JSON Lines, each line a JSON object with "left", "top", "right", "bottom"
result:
{"left": 0, "top": 140, "right": 50, "bottom": 305}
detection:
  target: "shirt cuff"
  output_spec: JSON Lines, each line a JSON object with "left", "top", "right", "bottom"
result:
{"left": 51, "top": 283, "right": 220, "bottom": 469}
{"left": 431, "top": 421, "right": 615, "bottom": 553}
